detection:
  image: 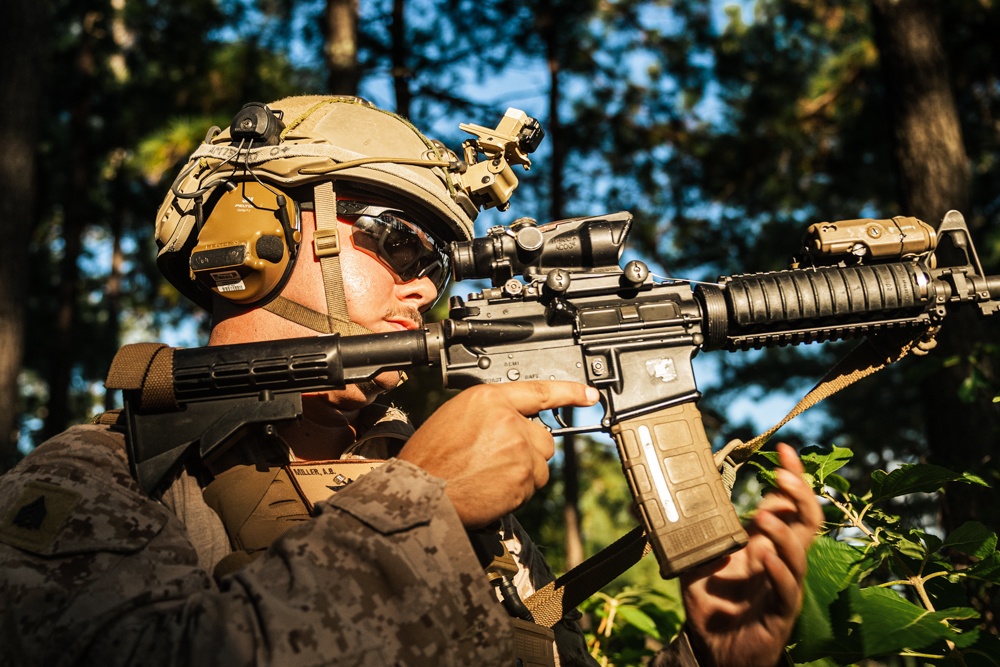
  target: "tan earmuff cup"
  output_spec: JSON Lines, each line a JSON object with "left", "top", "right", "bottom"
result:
{"left": 189, "top": 182, "right": 300, "bottom": 305}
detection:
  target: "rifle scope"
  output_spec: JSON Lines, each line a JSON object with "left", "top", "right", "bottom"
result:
{"left": 450, "top": 212, "right": 633, "bottom": 285}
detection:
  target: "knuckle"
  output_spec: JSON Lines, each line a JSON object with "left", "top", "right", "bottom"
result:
{"left": 527, "top": 380, "right": 553, "bottom": 405}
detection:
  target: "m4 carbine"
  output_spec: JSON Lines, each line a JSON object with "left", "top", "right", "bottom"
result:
{"left": 118, "top": 209, "right": 1000, "bottom": 579}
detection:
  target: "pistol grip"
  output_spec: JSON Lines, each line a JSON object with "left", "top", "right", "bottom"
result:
{"left": 611, "top": 402, "right": 748, "bottom": 578}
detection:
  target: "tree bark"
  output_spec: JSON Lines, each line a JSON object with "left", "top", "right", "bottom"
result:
{"left": 0, "top": 0, "right": 46, "bottom": 469}
{"left": 323, "top": 0, "right": 360, "bottom": 96}
{"left": 104, "top": 204, "right": 124, "bottom": 412}
{"left": 870, "top": 0, "right": 969, "bottom": 221}
{"left": 390, "top": 0, "right": 410, "bottom": 117}
{"left": 870, "top": 0, "right": 998, "bottom": 531}
{"left": 41, "top": 6, "right": 97, "bottom": 441}
{"left": 540, "top": 1, "right": 583, "bottom": 570}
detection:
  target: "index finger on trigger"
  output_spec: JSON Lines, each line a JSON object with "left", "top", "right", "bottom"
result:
{"left": 502, "top": 381, "right": 600, "bottom": 415}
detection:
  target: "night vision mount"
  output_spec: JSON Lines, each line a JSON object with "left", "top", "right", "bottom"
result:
{"left": 458, "top": 108, "right": 544, "bottom": 212}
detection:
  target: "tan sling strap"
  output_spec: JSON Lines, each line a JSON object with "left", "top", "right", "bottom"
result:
{"left": 718, "top": 326, "right": 937, "bottom": 470}
{"left": 523, "top": 327, "right": 935, "bottom": 628}
{"left": 105, "top": 342, "right": 178, "bottom": 413}
{"left": 524, "top": 525, "right": 650, "bottom": 628}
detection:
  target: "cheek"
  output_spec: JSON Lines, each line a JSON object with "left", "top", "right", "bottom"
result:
{"left": 338, "top": 227, "right": 396, "bottom": 324}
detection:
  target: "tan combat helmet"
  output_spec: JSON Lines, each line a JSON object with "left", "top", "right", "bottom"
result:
{"left": 154, "top": 95, "right": 542, "bottom": 336}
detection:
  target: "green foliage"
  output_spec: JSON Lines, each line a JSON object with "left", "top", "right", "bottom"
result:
{"left": 19, "top": 0, "right": 323, "bottom": 447}
{"left": 750, "top": 446, "right": 999, "bottom": 666}
{"left": 581, "top": 586, "right": 684, "bottom": 666}
{"left": 574, "top": 444, "right": 997, "bottom": 665}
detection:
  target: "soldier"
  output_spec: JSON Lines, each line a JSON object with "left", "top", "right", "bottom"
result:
{"left": 0, "top": 96, "right": 821, "bottom": 666}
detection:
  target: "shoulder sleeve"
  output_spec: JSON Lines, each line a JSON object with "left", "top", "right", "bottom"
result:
{"left": 0, "top": 429, "right": 513, "bottom": 667}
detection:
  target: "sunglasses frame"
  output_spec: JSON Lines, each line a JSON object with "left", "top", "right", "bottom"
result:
{"left": 336, "top": 202, "right": 451, "bottom": 293}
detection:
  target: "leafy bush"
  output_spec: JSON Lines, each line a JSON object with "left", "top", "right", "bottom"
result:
{"left": 751, "top": 446, "right": 999, "bottom": 666}
{"left": 582, "top": 446, "right": 999, "bottom": 666}
{"left": 581, "top": 586, "right": 684, "bottom": 666}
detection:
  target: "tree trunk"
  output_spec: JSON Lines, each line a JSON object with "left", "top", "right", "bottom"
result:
{"left": 104, "top": 206, "right": 124, "bottom": 412}
{"left": 41, "top": 7, "right": 96, "bottom": 441}
{"left": 323, "top": 0, "right": 360, "bottom": 95}
{"left": 540, "top": 2, "right": 583, "bottom": 570}
{"left": 870, "top": 0, "right": 999, "bottom": 605}
{"left": 0, "top": 0, "right": 46, "bottom": 470}
{"left": 390, "top": 0, "right": 410, "bottom": 117}
{"left": 870, "top": 0, "right": 969, "bottom": 221}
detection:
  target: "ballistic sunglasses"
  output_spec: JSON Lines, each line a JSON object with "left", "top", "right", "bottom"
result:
{"left": 336, "top": 201, "right": 451, "bottom": 293}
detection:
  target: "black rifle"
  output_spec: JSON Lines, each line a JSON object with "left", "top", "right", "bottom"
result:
{"left": 119, "top": 209, "right": 1000, "bottom": 578}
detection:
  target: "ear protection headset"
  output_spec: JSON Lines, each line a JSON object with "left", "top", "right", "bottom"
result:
{"left": 189, "top": 180, "right": 300, "bottom": 304}
{"left": 187, "top": 103, "right": 303, "bottom": 306}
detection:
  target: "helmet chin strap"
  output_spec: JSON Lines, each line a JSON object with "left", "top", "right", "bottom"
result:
{"left": 261, "top": 181, "right": 407, "bottom": 392}
{"left": 263, "top": 181, "right": 373, "bottom": 338}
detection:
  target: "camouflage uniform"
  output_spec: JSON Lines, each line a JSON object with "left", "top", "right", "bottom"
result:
{"left": 1, "top": 423, "right": 515, "bottom": 666}
{"left": 0, "top": 421, "right": 605, "bottom": 667}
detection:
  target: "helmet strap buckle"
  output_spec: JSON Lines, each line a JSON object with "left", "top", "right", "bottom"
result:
{"left": 263, "top": 181, "right": 372, "bottom": 339}
{"left": 313, "top": 228, "right": 341, "bottom": 259}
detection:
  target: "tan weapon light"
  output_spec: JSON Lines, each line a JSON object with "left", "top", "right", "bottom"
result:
{"left": 803, "top": 216, "right": 937, "bottom": 260}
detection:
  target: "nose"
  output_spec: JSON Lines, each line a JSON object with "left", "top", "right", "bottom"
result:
{"left": 396, "top": 275, "right": 439, "bottom": 312}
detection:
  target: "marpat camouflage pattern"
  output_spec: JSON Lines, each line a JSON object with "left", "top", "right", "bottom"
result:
{"left": 0, "top": 424, "right": 515, "bottom": 666}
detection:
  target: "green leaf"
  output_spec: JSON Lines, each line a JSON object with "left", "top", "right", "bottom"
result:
{"left": 614, "top": 604, "right": 661, "bottom": 642}
{"left": 748, "top": 459, "right": 779, "bottom": 488}
{"left": 805, "top": 536, "right": 871, "bottom": 605}
{"left": 917, "top": 530, "right": 943, "bottom": 554}
{"left": 870, "top": 463, "right": 990, "bottom": 502}
{"left": 942, "top": 521, "right": 998, "bottom": 559}
{"left": 799, "top": 445, "right": 854, "bottom": 484}
{"left": 966, "top": 551, "right": 1000, "bottom": 582}
{"left": 792, "top": 536, "right": 873, "bottom": 660}
{"left": 864, "top": 507, "right": 901, "bottom": 529}
{"left": 855, "top": 587, "right": 977, "bottom": 656}
{"left": 825, "top": 473, "right": 851, "bottom": 494}
{"left": 753, "top": 446, "right": 853, "bottom": 494}
{"left": 792, "top": 584, "right": 864, "bottom": 664}
{"left": 885, "top": 534, "right": 927, "bottom": 560}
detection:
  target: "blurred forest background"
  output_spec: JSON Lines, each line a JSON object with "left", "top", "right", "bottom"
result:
{"left": 2, "top": 0, "right": 999, "bottom": 660}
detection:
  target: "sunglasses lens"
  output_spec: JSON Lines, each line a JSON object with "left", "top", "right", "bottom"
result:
{"left": 381, "top": 224, "right": 425, "bottom": 271}
{"left": 346, "top": 207, "right": 449, "bottom": 291}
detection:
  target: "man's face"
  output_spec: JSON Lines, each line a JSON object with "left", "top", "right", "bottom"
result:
{"left": 275, "top": 204, "right": 443, "bottom": 335}
{"left": 262, "top": 203, "right": 441, "bottom": 411}
{"left": 337, "top": 213, "right": 441, "bottom": 334}
{"left": 335, "top": 202, "right": 449, "bottom": 334}
{"left": 208, "top": 198, "right": 449, "bottom": 419}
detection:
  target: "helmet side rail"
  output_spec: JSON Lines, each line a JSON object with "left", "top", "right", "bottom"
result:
{"left": 113, "top": 209, "right": 1000, "bottom": 580}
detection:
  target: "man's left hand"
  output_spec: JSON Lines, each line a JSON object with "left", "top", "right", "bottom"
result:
{"left": 679, "top": 443, "right": 823, "bottom": 667}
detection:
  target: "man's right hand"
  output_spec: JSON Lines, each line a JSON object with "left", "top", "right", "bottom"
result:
{"left": 398, "top": 381, "right": 599, "bottom": 528}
